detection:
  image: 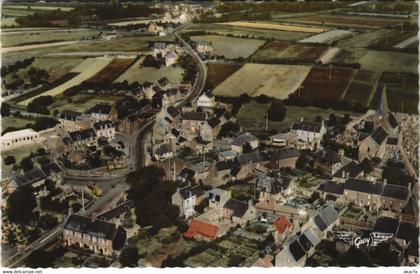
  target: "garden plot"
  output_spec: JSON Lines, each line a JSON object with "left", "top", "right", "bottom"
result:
{"left": 213, "top": 63, "right": 311, "bottom": 99}
{"left": 299, "top": 29, "right": 352, "bottom": 44}
{"left": 190, "top": 35, "right": 265, "bottom": 59}
{"left": 18, "top": 57, "right": 113, "bottom": 105}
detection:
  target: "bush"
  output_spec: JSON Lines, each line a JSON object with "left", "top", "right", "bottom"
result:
{"left": 267, "top": 101, "right": 286, "bottom": 121}
{"left": 4, "top": 155, "right": 15, "bottom": 165}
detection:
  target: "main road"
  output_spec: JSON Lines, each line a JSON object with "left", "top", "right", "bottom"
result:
{"left": 133, "top": 23, "right": 208, "bottom": 169}
{"left": 4, "top": 23, "right": 208, "bottom": 268}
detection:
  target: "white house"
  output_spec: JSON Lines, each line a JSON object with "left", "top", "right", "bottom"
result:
{"left": 290, "top": 120, "right": 325, "bottom": 149}
{"left": 172, "top": 185, "right": 205, "bottom": 219}
{"left": 1, "top": 129, "right": 41, "bottom": 151}
{"left": 197, "top": 92, "right": 215, "bottom": 108}
{"left": 93, "top": 120, "right": 115, "bottom": 140}
{"left": 165, "top": 51, "right": 178, "bottom": 67}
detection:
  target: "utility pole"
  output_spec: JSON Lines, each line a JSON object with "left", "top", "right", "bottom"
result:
{"left": 329, "top": 64, "right": 332, "bottom": 81}
{"left": 173, "top": 161, "right": 176, "bottom": 181}
{"left": 265, "top": 114, "right": 268, "bottom": 132}
{"left": 81, "top": 186, "right": 85, "bottom": 212}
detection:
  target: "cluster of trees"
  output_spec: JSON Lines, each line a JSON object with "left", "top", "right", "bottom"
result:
{"left": 27, "top": 95, "right": 54, "bottom": 115}
{"left": 218, "top": 121, "right": 240, "bottom": 138}
{"left": 143, "top": 55, "right": 165, "bottom": 68}
{"left": 177, "top": 54, "right": 198, "bottom": 84}
{"left": 26, "top": 246, "right": 66, "bottom": 268}
{"left": 1, "top": 57, "right": 35, "bottom": 77}
{"left": 27, "top": 67, "right": 50, "bottom": 87}
{"left": 15, "top": 9, "right": 80, "bottom": 27}
{"left": 382, "top": 160, "right": 414, "bottom": 187}
{"left": 6, "top": 186, "right": 37, "bottom": 224}
{"left": 126, "top": 166, "right": 180, "bottom": 235}
{"left": 116, "top": 96, "right": 149, "bottom": 119}
{"left": 63, "top": 80, "right": 140, "bottom": 97}
{"left": 267, "top": 100, "right": 286, "bottom": 121}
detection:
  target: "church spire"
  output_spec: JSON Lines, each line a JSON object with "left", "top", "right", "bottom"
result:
{"left": 377, "top": 84, "right": 388, "bottom": 115}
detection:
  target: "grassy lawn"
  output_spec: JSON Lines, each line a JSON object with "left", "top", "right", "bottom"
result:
{"left": 2, "top": 144, "right": 44, "bottom": 174}
{"left": 2, "top": 30, "right": 101, "bottom": 48}
{"left": 236, "top": 102, "right": 332, "bottom": 133}
{"left": 2, "top": 116, "right": 36, "bottom": 132}
{"left": 115, "top": 58, "right": 184, "bottom": 84}
{"left": 50, "top": 94, "right": 123, "bottom": 114}
{"left": 190, "top": 35, "right": 265, "bottom": 59}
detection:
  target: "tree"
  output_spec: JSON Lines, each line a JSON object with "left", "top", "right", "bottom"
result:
{"left": 119, "top": 247, "right": 140, "bottom": 267}
{"left": 39, "top": 214, "right": 58, "bottom": 230}
{"left": 1, "top": 102, "right": 10, "bottom": 117}
{"left": 7, "top": 187, "right": 37, "bottom": 223}
{"left": 26, "top": 249, "right": 54, "bottom": 268}
{"left": 242, "top": 142, "right": 253, "bottom": 153}
{"left": 3, "top": 155, "right": 15, "bottom": 165}
{"left": 218, "top": 122, "right": 240, "bottom": 138}
{"left": 20, "top": 156, "right": 34, "bottom": 171}
{"left": 267, "top": 101, "right": 286, "bottom": 121}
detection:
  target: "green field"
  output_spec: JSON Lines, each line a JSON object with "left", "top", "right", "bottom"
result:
{"left": 2, "top": 116, "right": 36, "bottom": 133}
{"left": 50, "top": 94, "right": 123, "bottom": 114}
{"left": 191, "top": 35, "right": 265, "bottom": 59}
{"left": 2, "top": 29, "right": 100, "bottom": 48}
{"left": 183, "top": 23, "right": 311, "bottom": 41}
{"left": 116, "top": 58, "right": 184, "bottom": 84}
{"left": 236, "top": 102, "right": 333, "bottom": 133}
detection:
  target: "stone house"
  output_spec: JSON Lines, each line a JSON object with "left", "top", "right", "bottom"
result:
{"left": 63, "top": 214, "right": 126, "bottom": 257}
{"left": 172, "top": 185, "right": 205, "bottom": 219}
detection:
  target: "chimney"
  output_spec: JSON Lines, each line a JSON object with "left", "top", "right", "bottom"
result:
{"left": 383, "top": 178, "right": 387, "bottom": 185}
{"left": 300, "top": 117, "right": 304, "bottom": 122}
{"left": 346, "top": 171, "right": 349, "bottom": 179}
{"left": 91, "top": 213, "right": 97, "bottom": 223}
{"left": 342, "top": 170, "right": 346, "bottom": 179}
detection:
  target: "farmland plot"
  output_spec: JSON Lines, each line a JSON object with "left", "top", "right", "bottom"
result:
{"left": 183, "top": 23, "right": 310, "bottom": 41}
{"left": 251, "top": 41, "right": 326, "bottom": 62}
{"left": 87, "top": 58, "right": 137, "bottom": 84}
{"left": 342, "top": 70, "right": 378, "bottom": 106}
{"left": 299, "top": 29, "right": 352, "bottom": 44}
{"left": 190, "top": 35, "right": 265, "bottom": 59}
{"left": 213, "top": 63, "right": 311, "bottom": 99}
{"left": 292, "top": 66, "right": 355, "bottom": 101}
{"left": 18, "top": 57, "right": 113, "bottom": 105}
{"left": 207, "top": 62, "right": 243, "bottom": 88}
{"left": 115, "top": 58, "right": 184, "bottom": 84}
{"left": 218, "top": 21, "right": 327, "bottom": 33}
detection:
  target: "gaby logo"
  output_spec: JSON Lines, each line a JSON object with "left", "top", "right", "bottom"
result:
{"left": 332, "top": 231, "right": 394, "bottom": 248}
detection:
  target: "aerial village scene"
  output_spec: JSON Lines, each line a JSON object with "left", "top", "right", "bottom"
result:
{"left": 0, "top": 0, "right": 418, "bottom": 268}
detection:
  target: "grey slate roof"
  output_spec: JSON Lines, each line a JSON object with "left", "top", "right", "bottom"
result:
{"left": 344, "top": 178, "right": 383, "bottom": 195}
{"left": 64, "top": 214, "right": 118, "bottom": 240}
{"left": 372, "top": 217, "right": 399, "bottom": 234}
{"left": 319, "top": 181, "right": 344, "bottom": 195}
{"left": 85, "top": 103, "right": 111, "bottom": 115}
{"left": 382, "top": 184, "right": 409, "bottom": 200}
{"left": 369, "top": 126, "right": 388, "bottom": 145}
{"left": 41, "top": 162, "right": 62, "bottom": 177}
{"left": 60, "top": 110, "right": 81, "bottom": 121}
{"left": 236, "top": 151, "right": 270, "bottom": 166}
{"left": 167, "top": 106, "right": 179, "bottom": 118}
{"left": 333, "top": 161, "right": 363, "bottom": 178}
{"left": 93, "top": 120, "right": 114, "bottom": 131}
{"left": 97, "top": 200, "right": 135, "bottom": 221}
{"left": 289, "top": 240, "right": 306, "bottom": 261}
{"left": 215, "top": 160, "right": 234, "bottom": 171}
{"left": 291, "top": 121, "right": 322, "bottom": 133}
{"left": 232, "top": 133, "right": 257, "bottom": 146}
{"left": 223, "top": 199, "right": 249, "bottom": 218}
{"left": 69, "top": 128, "right": 96, "bottom": 142}
{"left": 387, "top": 137, "right": 398, "bottom": 145}
{"left": 181, "top": 111, "right": 206, "bottom": 121}
{"left": 314, "top": 204, "right": 338, "bottom": 232}
{"left": 178, "top": 184, "right": 204, "bottom": 200}
{"left": 268, "top": 147, "right": 300, "bottom": 161}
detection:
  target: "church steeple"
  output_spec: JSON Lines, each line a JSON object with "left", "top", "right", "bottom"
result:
{"left": 376, "top": 84, "right": 388, "bottom": 116}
